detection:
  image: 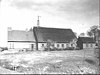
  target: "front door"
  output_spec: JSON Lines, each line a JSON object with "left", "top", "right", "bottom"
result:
{"left": 31, "top": 44, "right": 34, "bottom": 50}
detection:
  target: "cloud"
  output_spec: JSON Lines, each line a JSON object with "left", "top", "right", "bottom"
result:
{"left": 10, "top": 0, "right": 99, "bottom": 18}
{"left": 10, "top": 0, "right": 57, "bottom": 9}
{"left": 58, "top": 0, "right": 99, "bottom": 18}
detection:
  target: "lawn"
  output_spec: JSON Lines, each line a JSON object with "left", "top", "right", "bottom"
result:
{"left": 0, "top": 49, "right": 99, "bottom": 74}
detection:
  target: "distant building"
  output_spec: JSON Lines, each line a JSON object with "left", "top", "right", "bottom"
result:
{"left": 8, "top": 28, "right": 36, "bottom": 50}
{"left": 33, "top": 27, "right": 77, "bottom": 50}
{"left": 77, "top": 37, "right": 95, "bottom": 49}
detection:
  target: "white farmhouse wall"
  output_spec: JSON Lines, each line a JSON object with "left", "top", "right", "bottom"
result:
{"left": 38, "top": 43, "right": 47, "bottom": 50}
{"left": 83, "top": 43, "right": 95, "bottom": 49}
{"left": 8, "top": 42, "right": 36, "bottom": 50}
{"left": 55, "top": 43, "right": 70, "bottom": 49}
{"left": 38, "top": 42, "right": 76, "bottom": 50}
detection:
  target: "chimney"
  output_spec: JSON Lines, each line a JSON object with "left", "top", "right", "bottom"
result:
{"left": 7, "top": 27, "right": 12, "bottom": 31}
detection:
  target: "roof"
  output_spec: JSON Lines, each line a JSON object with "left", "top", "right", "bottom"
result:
{"left": 33, "top": 27, "right": 77, "bottom": 43}
{"left": 8, "top": 30, "right": 35, "bottom": 42}
{"left": 78, "top": 37, "right": 95, "bottom": 43}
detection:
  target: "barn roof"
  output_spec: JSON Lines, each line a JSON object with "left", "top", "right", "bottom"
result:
{"left": 33, "top": 27, "right": 77, "bottom": 43}
{"left": 78, "top": 37, "right": 95, "bottom": 43}
{"left": 8, "top": 30, "right": 35, "bottom": 42}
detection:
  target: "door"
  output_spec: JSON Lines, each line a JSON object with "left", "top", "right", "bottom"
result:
{"left": 31, "top": 44, "right": 34, "bottom": 50}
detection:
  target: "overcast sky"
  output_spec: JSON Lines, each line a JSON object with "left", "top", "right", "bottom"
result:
{"left": 0, "top": 0, "right": 99, "bottom": 46}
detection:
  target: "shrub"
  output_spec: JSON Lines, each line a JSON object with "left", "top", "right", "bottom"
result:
{"left": 75, "top": 47, "right": 80, "bottom": 50}
{"left": 0, "top": 47, "right": 8, "bottom": 52}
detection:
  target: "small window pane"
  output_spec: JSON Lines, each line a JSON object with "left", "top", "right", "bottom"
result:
{"left": 90, "top": 44, "right": 92, "bottom": 47}
{"left": 71, "top": 44, "right": 73, "bottom": 47}
{"left": 62, "top": 44, "right": 64, "bottom": 47}
{"left": 86, "top": 43, "right": 88, "bottom": 47}
{"left": 57, "top": 44, "right": 59, "bottom": 47}
{"left": 42, "top": 44, "right": 44, "bottom": 47}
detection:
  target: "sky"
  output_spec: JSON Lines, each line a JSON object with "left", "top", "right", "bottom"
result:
{"left": 0, "top": 0, "right": 99, "bottom": 47}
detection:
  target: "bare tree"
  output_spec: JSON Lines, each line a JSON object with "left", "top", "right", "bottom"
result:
{"left": 79, "top": 33, "right": 85, "bottom": 37}
{"left": 87, "top": 25, "right": 98, "bottom": 37}
{"left": 29, "top": 27, "right": 33, "bottom": 31}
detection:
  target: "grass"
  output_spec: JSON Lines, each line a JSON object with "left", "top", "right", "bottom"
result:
{"left": 0, "top": 49, "right": 99, "bottom": 74}
{"left": 85, "top": 59, "right": 96, "bottom": 65}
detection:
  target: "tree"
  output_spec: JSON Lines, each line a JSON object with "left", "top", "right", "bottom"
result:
{"left": 74, "top": 32, "right": 77, "bottom": 37}
{"left": 79, "top": 33, "right": 85, "bottom": 37}
{"left": 29, "top": 27, "right": 33, "bottom": 31}
{"left": 87, "top": 31, "right": 93, "bottom": 37}
{"left": 87, "top": 25, "right": 98, "bottom": 37}
{"left": 47, "top": 39, "right": 55, "bottom": 51}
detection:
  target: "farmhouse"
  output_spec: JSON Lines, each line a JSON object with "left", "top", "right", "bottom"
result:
{"left": 8, "top": 28, "right": 36, "bottom": 50}
{"left": 77, "top": 37, "right": 95, "bottom": 49}
{"left": 33, "top": 27, "right": 77, "bottom": 50}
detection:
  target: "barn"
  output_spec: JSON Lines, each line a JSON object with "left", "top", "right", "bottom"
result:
{"left": 77, "top": 37, "right": 96, "bottom": 49}
{"left": 33, "top": 27, "right": 77, "bottom": 50}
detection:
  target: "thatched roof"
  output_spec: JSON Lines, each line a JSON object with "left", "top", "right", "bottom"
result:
{"left": 33, "top": 27, "right": 77, "bottom": 43}
{"left": 78, "top": 37, "right": 95, "bottom": 43}
{"left": 8, "top": 30, "right": 35, "bottom": 42}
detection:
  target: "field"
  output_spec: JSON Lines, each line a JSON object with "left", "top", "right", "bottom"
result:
{"left": 0, "top": 49, "right": 99, "bottom": 74}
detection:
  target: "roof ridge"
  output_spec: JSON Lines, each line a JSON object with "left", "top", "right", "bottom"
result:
{"left": 34, "top": 26, "right": 71, "bottom": 30}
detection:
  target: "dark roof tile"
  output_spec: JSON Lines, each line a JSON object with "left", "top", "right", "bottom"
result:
{"left": 78, "top": 37, "right": 95, "bottom": 43}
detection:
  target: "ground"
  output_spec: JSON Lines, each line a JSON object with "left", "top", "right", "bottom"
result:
{"left": 0, "top": 49, "right": 99, "bottom": 74}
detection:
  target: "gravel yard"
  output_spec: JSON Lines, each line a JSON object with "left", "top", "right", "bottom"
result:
{"left": 0, "top": 49, "right": 99, "bottom": 74}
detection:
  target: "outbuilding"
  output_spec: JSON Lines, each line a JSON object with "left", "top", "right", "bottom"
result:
{"left": 77, "top": 37, "right": 95, "bottom": 49}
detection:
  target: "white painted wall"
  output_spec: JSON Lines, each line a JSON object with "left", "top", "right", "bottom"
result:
{"left": 8, "top": 42, "right": 36, "bottom": 50}
{"left": 55, "top": 43, "right": 70, "bottom": 49}
{"left": 83, "top": 43, "right": 95, "bottom": 49}
{"left": 38, "top": 42, "right": 77, "bottom": 50}
{"left": 38, "top": 43, "right": 47, "bottom": 50}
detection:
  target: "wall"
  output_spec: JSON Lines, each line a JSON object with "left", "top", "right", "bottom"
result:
{"left": 38, "top": 43, "right": 47, "bottom": 50}
{"left": 8, "top": 42, "right": 36, "bottom": 50}
{"left": 54, "top": 43, "right": 70, "bottom": 49}
{"left": 83, "top": 43, "right": 95, "bottom": 49}
{"left": 38, "top": 42, "right": 76, "bottom": 50}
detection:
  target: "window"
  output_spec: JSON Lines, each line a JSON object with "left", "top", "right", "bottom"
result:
{"left": 57, "top": 44, "right": 59, "bottom": 47}
{"left": 31, "top": 44, "right": 34, "bottom": 49}
{"left": 71, "top": 44, "right": 73, "bottom": 47}
{"left": 90, "top": 44, "right": 93, "bottom": 47}
{"left": 86, "top": 43, "right": 88, "bottom": 47}
{"left": 62, "top": 44, "right": 64, "bottom": 47}
{"left": 42, "top": 44, "right": 44, "bottom": 47}
{"left": 66, "top": 44, "right": 69, "bottom": 47}
{"left": 10, "top": 43, "right": 14, "bottom": 49}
